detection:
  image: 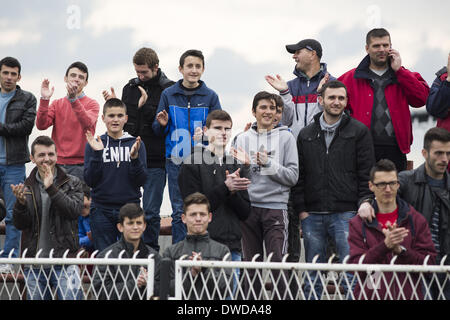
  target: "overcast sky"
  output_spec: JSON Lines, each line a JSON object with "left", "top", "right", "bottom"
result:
{"left": 1, "top": 0, "right": 449, "bottom": 214}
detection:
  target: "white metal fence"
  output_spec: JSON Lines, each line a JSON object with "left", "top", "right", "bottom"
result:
{"left": 0, "top": 249, "right": 448, "bottom": 300}
{"left": 173, "top": 253, "right": 450, "bottom": 300}
{"left": 0, "top": 249, "right": 155, "bottom": 300}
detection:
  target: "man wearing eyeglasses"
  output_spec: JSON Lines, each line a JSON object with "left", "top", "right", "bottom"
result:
{"left": 348, "top": 159, "right": 436, "bottom": 300}
{"left": 358, "top": 127, "right": 450, "bottom": 299}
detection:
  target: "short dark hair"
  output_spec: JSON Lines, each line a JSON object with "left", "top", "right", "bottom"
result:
{"left": 31, "top": 135, "right": 56, "bottom": 156}
{"left": 133, "top": 47, "right": 159, "bottom": 69}
{"left": 424, "top": 127, "right": 450, "bottom": 150}
{"left": 179, "top": 49, "right": 204, "bottom": 68}
{"left": 0, "top": 57, "right": 21, "bottom": 74}
{"left": 369, "top": 159, "right": 398, "bottom": 182}
{"left": 252, "top": 91, "right": 275, "bottom": 112}
{"left": 366, "top": 28, "right": 391, "bottom": 45}
{"left": 65, "top": 61, "right": 89, "bottom": 81}
{"left": 119, "top": 203, "right": 144, "bottom": 224}
{"left": 318, "top": 80, "right": 347, "bottom": 97}
{"left": 103, "top": 97, "right": 127, "bottom": 115}
{"left": 183, "top": 192, "right": 210, "bottom": 213}
{"left": 273, "top": 94, "right": 284, "bottom": 109}
{"left": 205, "top": 110, "right": 233, "bottom": 128}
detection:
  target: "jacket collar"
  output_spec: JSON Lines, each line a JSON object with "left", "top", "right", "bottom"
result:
{"left": 186, "top": 232, "right": 210, "bottom": 242}
{"left": 354, "top": 55, "right": 398, "bottom": 84}
{"left": 119, "top": 236, "right": 149, "bottom": 257}
{"left": 413, "top": 163, "right": 450, "bottom": 190}
{"left": 313, "top": 111, "right": 351, "bottom": 130}
{"left": 173, "top": 79, "right": 208, "bottom": 95}
{"left": 366, "top": 196, "right": 410, "bottom": 229}
{"left": 293, "top": 63, "right": 328, "bottom": 81}
{"left": 25, "top": 164, "right": 70, "bottom": 187}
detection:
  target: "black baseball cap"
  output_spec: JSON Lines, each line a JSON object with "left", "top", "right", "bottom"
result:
{"left": 285, "top": 39, "right": 322, "bottom": 58}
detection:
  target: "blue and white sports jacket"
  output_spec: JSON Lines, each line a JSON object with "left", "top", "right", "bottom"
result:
{"left": 152, "top": 80, "right": 221, "bottom": 160}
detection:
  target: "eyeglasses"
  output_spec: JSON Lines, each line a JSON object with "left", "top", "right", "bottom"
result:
{"left": 372, "top": 181, "right": 399, "bottom": 189}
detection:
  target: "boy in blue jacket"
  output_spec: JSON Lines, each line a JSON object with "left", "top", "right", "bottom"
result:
{"left": 84, "top": 98, "right": 147, "bottom": 251}
{"left": 153, "top": 49, "right": 221, "bottom": 244}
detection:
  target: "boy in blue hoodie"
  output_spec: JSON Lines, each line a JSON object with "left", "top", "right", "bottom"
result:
{"left": 153, "top": 49, "right": 221, "bottom": 244}
{"left": 84, "top": 98, "right": 147, "bottom": 251}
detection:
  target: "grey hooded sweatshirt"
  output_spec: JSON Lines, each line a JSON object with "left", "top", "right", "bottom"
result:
{"left": 232, "top": 124, "right": 298, "bottom": 210}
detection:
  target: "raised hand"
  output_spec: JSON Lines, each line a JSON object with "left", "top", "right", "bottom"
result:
{"left": 265, "top": 74, "right": 288, "bottom": 92}
{"left": 137, "top": 86, "right": 148, "bottom": 109}
{"left": 67, "top": 81, "right": 79, "bottom": 99}
{"left": 41, "top": 79, "right": 55, "bottom": 100}
{"left": 102, "top": 87, "right": 117, "bottom": 101}
{"left": 382, "top": 222, "right": 409, "bottom": 254}
{"left": 85, "top": 131, "right": 104, "bottom": 151}
{"left": 230, "top": 146, "right": 251, "bottom": 166}
{"left": 244, "top": 122, "right": 252, "bottom": 132}
{"left": 130, "top": 136, "right": 141, "bottom": 160}
{"left": 156, "top": 110, "right": 169, "bottom": 126}
{"left": 193, "top": 126, "right": 203, "bottom": 142}
{"left": 317, "top": 72, "right": 330, "bottom": 93}
{"left": 10, "top": 183, "right": 27, "bottom": 205}
{"left": 389, "top": 49, "right": 402, "bottom": 72}
{"left": 256, "top": 149, "right": 268, "bottom": 166}
{"left": 42, "top": 163, "right": 54, "bottom": 189}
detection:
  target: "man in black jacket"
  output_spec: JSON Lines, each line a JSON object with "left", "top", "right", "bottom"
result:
{"left": 292, "top": 80, "right": 375, "bottom": 299}
{"left": 103, "top": 48, "right": 174, "bottom": 252}
{"left": 358, "top": 127, "right": 450, "bottom": 299}
{"left": 0, "top": 56, "right": 37, "bottom": 273}
{"left": 93, "top": 203, "right": 161, "bottom": 300}
{"left": 12, "top": 136, "right": 83, "bottom": 300}
{"left": 178, "top": 110, "right": 250, "bottom": 297}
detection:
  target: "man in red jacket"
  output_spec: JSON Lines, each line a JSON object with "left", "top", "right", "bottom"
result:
{"left": 348, "top": 159, "right": 436, "bottom": 300}
{"left": 338, "top": 28, "right": 429, "bottom": 171}
{"left": 36, "top": 61, "right": 100, "bottom": 181}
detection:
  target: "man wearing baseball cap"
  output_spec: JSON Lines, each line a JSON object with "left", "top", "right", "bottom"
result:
{"left": 265, "top": 38, "right": 334, "bottom": 139}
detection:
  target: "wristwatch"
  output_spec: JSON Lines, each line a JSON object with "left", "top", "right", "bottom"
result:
{"left": 399, "top": 245, "right": 407, "bottom": 255}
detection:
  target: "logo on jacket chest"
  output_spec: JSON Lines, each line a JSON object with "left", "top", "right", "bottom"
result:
{"left": 103, "top": 146, "right": 131, "bottom": 163}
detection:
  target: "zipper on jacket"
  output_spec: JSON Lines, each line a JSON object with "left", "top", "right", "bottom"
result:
{"left": 28, "top": 185, "right": 41, "bottom": 256}
{"left": 187, "top": 100, "right": 191, "bottom": 141}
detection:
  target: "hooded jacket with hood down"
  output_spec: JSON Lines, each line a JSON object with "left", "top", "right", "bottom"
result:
{"left": 348, "top": 197, "right": 437, "bottom": 300}
{"left": 83, "top": 132, "right": 147, "bottom": 208}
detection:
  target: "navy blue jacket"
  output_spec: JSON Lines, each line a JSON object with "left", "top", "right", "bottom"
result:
{"left": 84, "top": 133, "right": 147, "bottom": 208}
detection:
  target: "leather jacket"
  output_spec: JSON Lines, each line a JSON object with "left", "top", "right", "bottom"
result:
{"left": 13, "top": 165, "right": 83, "bottom": 258}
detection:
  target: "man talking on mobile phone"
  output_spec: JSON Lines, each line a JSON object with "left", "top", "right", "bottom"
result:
{"left": 338, "top": 28, "right": 429, "bottom": 172}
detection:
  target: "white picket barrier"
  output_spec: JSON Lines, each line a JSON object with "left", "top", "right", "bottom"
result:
{"left": 174, "top": 253, "right": 450, "bottom": 300}
{"left": 0, "top": 249, "right": 155, "bottom": 300}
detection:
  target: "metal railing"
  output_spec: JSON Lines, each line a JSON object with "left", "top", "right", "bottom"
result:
{"left": 0, "top": 248, "right": 448, "bottom": 300}
{"left": 173, "top": 253, "right": 450, "bottom": 300}
{"left": 0, "top": 248, "right": 155, "bottom": 300}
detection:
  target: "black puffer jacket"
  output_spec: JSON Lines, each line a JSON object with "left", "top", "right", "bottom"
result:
{"left": 121, "top": 69, "right": 174, "bottom": 168}
{"left": 0, "top": 85, "right": 36, "bottom": 164}
{"left": 293, "top": 112, "right": 375, "bottom": 214}
{"left": 93, "top": 236, "right": 162, "bottom": 300}
{"left": 13, "top": 165, "right": 83, "bottom": 258}
{"left": 178, "top": 147, "right": 251, "bottom": 252}
{"left": 398, "top": 164, "right": 450, "bottom": 259}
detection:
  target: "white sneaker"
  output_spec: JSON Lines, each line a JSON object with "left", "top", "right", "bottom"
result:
{"left": 0, "top": 264, "right": 13, "bottom": 274}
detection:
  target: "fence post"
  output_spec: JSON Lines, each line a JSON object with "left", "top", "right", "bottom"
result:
{"left": 159, "top": 258, "right": 172, "bottom": 300}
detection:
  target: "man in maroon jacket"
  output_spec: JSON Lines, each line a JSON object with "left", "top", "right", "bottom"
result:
{"left": 348, "top": 159, "right": 436, "bottom": 300}
{"left": 338, "top": 28, "right": 429, "bottom": 171}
